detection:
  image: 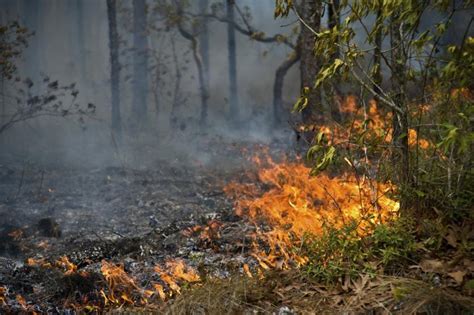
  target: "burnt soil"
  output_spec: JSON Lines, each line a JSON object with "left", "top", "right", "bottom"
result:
{"left": 0, "top": 139, "right": 289, "bottom": 313}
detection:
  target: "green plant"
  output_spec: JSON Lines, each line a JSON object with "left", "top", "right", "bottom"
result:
{"left": 302, "top": 219, "right": 418, "bottom": 283}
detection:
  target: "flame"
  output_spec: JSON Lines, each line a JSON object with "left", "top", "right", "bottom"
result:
{"left": 55, "top": 256, "right": 77, "bottom": 275}
{"left": 182, "top": 219, "right": 223, "bottom": 244}
{"left": 0, "top": 286, "right": 6, "bottom": 306}
{"left": 98, "top": 259, "right": 200, "bottom": 306}
{"left": 100, "top": 260, "right": 139, "bottom": 306}
{"left": 153, "top": 259, "right": 200, "bottom": 297}
{"left": 8, "top": 229, "right": 23, "bottom": 240}
{"left": 225, "top": 101, "right": 407, "bottom": 269}
{"left": 225, "top": 153, "right": 399, "bottom": 269}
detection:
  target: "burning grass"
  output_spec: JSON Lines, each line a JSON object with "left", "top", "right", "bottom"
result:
{"left": 224, "top": 149, "right": 400, "bottom": 270}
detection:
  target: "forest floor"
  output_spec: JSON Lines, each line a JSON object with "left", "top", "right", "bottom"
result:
{"left": 0, "top": 137, "right": 472, "bottom": 314}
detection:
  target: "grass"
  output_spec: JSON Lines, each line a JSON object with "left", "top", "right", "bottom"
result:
{"left": 166, "top": 270, "right": 474, "bottom": 314}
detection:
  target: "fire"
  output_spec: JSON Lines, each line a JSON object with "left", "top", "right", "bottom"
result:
{"left": 8, "top": 229, "right": 23, "bottom": 240}
{"left": 55, "top": 256, "right": 77, "bottom": 275}
{"left": 225, "top": 153, "right": 399, "bottom": 269}
{"left": 182, "top": 219, "right": 223, "bottom": 244}
{"left": 100, "top": 260, "right": 140, "bottom": 306}
{"left": 0, "top": 286, "right": 6, "bottom": 306}
{"left": 99, "top": 258, "right": 200, "bottom": 306}
{"left": 154, "top": 259, "right": 200, "bottom": 297}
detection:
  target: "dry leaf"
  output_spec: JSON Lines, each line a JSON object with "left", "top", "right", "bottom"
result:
{"left": 444, "top": 229, "right": 458, "bottom": 248}
{"left": 420, "top": 259, "right": 445, "bottom": 273}
{"left": 448, "top": 270, "right": 466, "bottom": 285}
{"left": 462, "top": 259, "right": 474, "bottom": 272}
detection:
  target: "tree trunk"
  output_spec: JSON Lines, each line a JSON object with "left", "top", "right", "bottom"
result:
{"left": 22, "top": 0, "right": 41, "bottom": 94}
{"left": 373, "top": 7, "right": 383, "bottom": 100}
{"left": 328, "top": 0, "right": 342, "bottom": 122}
{"left": 390, "top": 12, "right": 410, "bottom": 212}
{"left": 132, "top": 0, "right": 149, "bottom": 131}
{"left": 199, "top": 0, "right": 210, "bottom": 110}
{"left": 170, "top": 36, "right": 182, "bottom": 128}
{"left": 299, "top": 0, "right": 323, "bottom": 124}
{"left": 177, "top": 23, "right": 209, "bottom": 127}
{"left": 273, "top": 47, "right": 301, "bottom": 125}
{"left": 74, "top": 0, "right": 88, "bottom": 89}
{"left": 107, "top": 0, "right": 122, "bottom": 141}
{"left": 226, "top": 0, "right": 239, "bottom": 123}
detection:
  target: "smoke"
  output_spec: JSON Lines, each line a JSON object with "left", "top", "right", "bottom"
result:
{"left": 0, "top": 0, "right": 301, "bottom": 169}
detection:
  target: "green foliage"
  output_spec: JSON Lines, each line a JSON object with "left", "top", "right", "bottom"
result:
{"left": 302, "top": 219, "right": 419, "bottom": 283}
{"left": 274, "top": 0, "right": 293, "bottom": 18}
{"left": 0, "top": 21, "right": 32, "bottom": 80}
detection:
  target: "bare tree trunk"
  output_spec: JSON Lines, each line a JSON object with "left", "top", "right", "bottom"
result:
{"left": 199, "top": 0, "right": 210, "bottom": 109}
{"left": 226, "top": 0, "right": 239, "bottom": 123}
{"left": 299, "top": 0, "right": 323, "bottom": 125}
{"left": 22, "top": 0, "right": 41, "bottom": 94}
{"left": 273, "top": 46, "right": 301, "bottom": 125}
{"left": 177, "top": 23, "right": 209, "bottom": 127}
{"left": 328, "top": 0, "right": 342, "bottom": 122}
{"left": 373, "top": 7, "right": 383, "bottom": 101}
{"left": 170, "top": 36, "right": 182, "bottom": 128}
{"left": 107, "top": 0, "right": 122, "bottom": 141}
{"left": 74, "top": 0, "right": 88, "bottom": 89}
{"left": 390, "top": 12, "right": 410, "bottom": 212}
{"left": 132, "top": 0, "right": 149, "bottom": 131}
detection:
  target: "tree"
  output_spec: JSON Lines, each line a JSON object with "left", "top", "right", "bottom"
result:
{"left": 199, "top": 0, "right": 210, "bottom": 107}
{"left": 107, "top": 0, "right": 122, "bottom": 141}
{"left": 298, "top": 0, "right": 323, "bottom": 124}
{"left": 0, "top": 22, "right": 94, "bottom": 135}
{"left": 327, "top": 0, "right": 342, "bottom": 122}
{"left": 226, "top": 0, "right": 239, "bottom": 123}
{"left": 74, "top": 0, "right": 88, "bottom": 89}
{"left": 279, "top": 0, "right": 474, "bottom": 217}
{"left": 173, "top": 1, "right": 210, "bottom": 127}
{"left": 273, "top": 45, "right": 300, "bottom": 125}
{"left": 21, "top": 0, "right": 41, "bottom": 93}
{"left": 201, "top": 3, "right": 299, "bottom": 124}
{"left": 132, "top": 0, "right": 149, "bottom": 130}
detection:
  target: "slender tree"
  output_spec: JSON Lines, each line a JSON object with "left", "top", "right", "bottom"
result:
{"left": 199, "top": 0, "right": 210, "bottom": 107}
{"left": 74, "top": 0, "right": 88, "bottom": 87}
{"left": 226, "top": 0, "right": 239, "bottom": 122}
{"left": 132, "top": 0, "right": 149, "bottom": 130}
{"left": 372, "top": 6, "right": 383, "bottom": 101}
{"left": 390, "top": 10, "right": 410, "bottom": 207}
{"left": 273, "top": 45, "right": 301, "bottom": 125}
{"left": 21, "top": 0, "right": 41, "bottom": 93}
{"left": 175, "top": 3, "right": 209, "bottom": 126}
{"left": 327, "top": 0, "right": 342, "bottom": 122}
{"left": 201, "top": 5, "right": 299, "bottom": 125}
{"left": 299, "top": 0, "right": 323, "bottom": 124}
{"left": 107, "top": 0, "right": 122, "bottom": 141}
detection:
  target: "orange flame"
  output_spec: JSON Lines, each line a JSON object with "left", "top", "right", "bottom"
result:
{"left": 100, "top": 260, "right": 139, "bottom": 306}
{"left": 225, "top": 151, "right": 399, "bottom": 269}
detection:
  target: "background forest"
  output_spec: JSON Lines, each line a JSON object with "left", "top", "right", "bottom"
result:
{"left": 0, "top": 0, "right": 473, "bottom": 313}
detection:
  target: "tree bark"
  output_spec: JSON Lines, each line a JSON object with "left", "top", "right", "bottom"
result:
{"left": 373, "top": 7, "right": 383, "bottom": 101}
{"left": 226, "top": 0, "right": 239, "bottom": 123}
{"left": 299, "top": 0, "right": 323, "bottom": 124}
{"left": 177, "top": 21, "right": 209, "bottom": 127}
{"left": 22, "top": 0, "right": 41, "bottom": 94}
{"left": 107, "top": 0, "right": 122, "bottom": 141}
{"left": 132, "top": 0, "right": 149, "bottom": 130}
{"left": 74, "top": 0, "right": 88, "bottom": 88}
{"left": 328, "top": 0, "right": 342, "bottom": 122}
{"left": 390, "top": 12, "right": 410, "bottom": 212}
{"left": 273, "top": 47, "right": 301, "bottom": 125}
{"left": 199, "top": 0, "right": 210, "bottom": 109}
